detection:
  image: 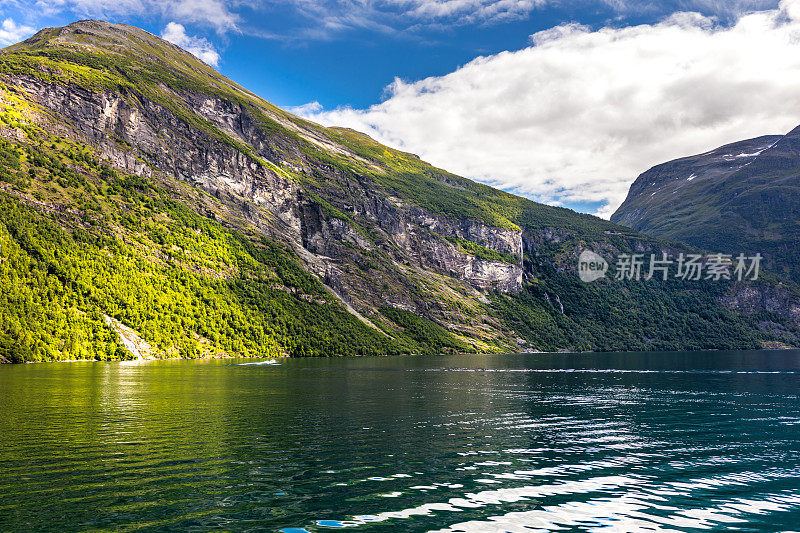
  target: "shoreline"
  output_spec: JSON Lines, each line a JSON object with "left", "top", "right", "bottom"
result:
{"left": 5, "top": 346, "right": 800, "bottom": 365}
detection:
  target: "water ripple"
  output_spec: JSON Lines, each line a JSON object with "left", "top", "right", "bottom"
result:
{"left": 3, "top": 352, "right": 800, "bottom": 531}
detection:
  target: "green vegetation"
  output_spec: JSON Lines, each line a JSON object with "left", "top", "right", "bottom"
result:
{"left": 493, "top": 273, "right": 766, "bottom": 353}
{"left": 0, "top": 121, "right": 441, "bottom": 361}
{"left": 0, "top": 47, "right": 461, "bottom": 362}
{"left": 445, "top": 236, "right": 518, "bottom": 264}
{"left": 379, "top": 307, "right": 474, "bottom": 355}
{"left": 1, "top": 20, "right": 797, "bottom": 362}
{"left": 492, "top": 244, "right": 800, "bottom": 353}
{"left": 0, "top": 189, "right": 422, "bottom": 362}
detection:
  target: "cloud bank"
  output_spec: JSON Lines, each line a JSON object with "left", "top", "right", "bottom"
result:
{"left": 261, "top": 0, "right": 784, "bottom": 39}
{"left": 161, "top": 21, "right": 220, "bottom": 65}
{"left": 0, "top": 18, "right": 35, "bottom": 46}
{"left": 298, "top": 0, "right": 800, "bottom": 217}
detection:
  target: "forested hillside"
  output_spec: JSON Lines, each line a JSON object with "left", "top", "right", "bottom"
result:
{"left": 1, "top": 20, "right": 799, "bottom": 362}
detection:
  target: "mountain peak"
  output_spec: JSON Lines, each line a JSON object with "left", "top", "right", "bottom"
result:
{"left": 14, "top": 19, "right": 153, "bottom": 48}
{"left": 3, "top": 19, "right": 210, "bottom": 73}
{"left": 611, "top": 126, "right": 800, "bottom": 282}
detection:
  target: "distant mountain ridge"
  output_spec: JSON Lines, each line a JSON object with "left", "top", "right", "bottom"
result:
{"left": 1, "top": 20, "right": 800, "bottom": 361}
{"left": 611, "top": 127, "right": 800, "bottom": 283}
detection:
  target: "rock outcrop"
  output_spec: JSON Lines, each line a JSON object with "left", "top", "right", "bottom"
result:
{"left": 15, "top": 73, "right": 524, "bottom": 306}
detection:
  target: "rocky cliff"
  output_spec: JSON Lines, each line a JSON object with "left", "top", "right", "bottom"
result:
{"left": 2, "top": 20, "right": 800, "bottom": 361}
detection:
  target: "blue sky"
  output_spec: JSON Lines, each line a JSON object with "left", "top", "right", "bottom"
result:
{"left": 212, "top": 3, "right": 623, "bottom": 110}
{"left": 1, "top": 1, "right": 777, "bottom": 108}
{"left": 1, "top": 0, "right": 798, "bottom": 216}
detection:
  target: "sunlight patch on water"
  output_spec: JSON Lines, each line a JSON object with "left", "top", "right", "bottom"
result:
{"left": 311, "top": 452, "right": 800, "bottom": 530}
{"left": 315, "top": 476, "right": 642, "bottom": 528}
{"left": 421, "top": 491, "right": 800, "bottom": 532}
{"left": 6, "top": 351, "right": 800, "bottom": 531}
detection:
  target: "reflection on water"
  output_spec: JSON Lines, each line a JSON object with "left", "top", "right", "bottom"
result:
{"left": 2, "top": 351, "right": 800, "bottom": 531}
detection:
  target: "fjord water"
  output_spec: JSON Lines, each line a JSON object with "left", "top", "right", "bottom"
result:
{"left": 2, "top": 352, "right": 800, "bottom": 531}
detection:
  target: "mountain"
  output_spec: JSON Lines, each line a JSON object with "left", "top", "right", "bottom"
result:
{"left": 1, "top": 20, "right": 800, "bottom": 362}
{"left": 611, "top": 128, "right": 800, "bottom": 283}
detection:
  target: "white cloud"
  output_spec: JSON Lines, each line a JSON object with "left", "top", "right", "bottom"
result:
{"left": 0, "top": 18, "right": 35, "bottom": 46}
{"left": 385, "top": 0, "right": 548, "bottom": 23}
{"left": 34, "top": 0, "right": 240, "bottom": 33}
{"left": 274, "top": 1, "right": 781, "bottom": 38}
{"left": 603, "top": 0, "right": 779, "bottom": 18}
{"left": 161, "top": 21, "right": 220, "bottom": 66}
{"left": 250, "top": 0, "right": 782, "bottom": 40}
{"left": 258, "top": 0, "right": 551, "bottom": 40}
{"left": 164, "top": 0, "right": 240, "bottom": 32}
{"left": 288, "top": 101, "right": 323, "bottom": 115}
{"left": 298, "top": 0, "right": 800, "bottom": 218}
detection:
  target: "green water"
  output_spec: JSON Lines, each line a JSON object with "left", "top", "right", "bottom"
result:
{"left": 2, "top": 351, "right": 800, "bottom": 532}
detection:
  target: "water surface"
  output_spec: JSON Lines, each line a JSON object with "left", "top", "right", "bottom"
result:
{"left": 2, "top": 351, "right": 800, "bottom": 531}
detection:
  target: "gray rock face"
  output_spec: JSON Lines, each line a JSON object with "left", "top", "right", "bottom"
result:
{"left": 721, "top": 283, "right": 800, "bottom": 328}
{"left": 349, "top": 196, "right": 523, "bottom": 292}
{"left": 18, "top": 77, "right": 299, "bottom": 223}
{"left": 17, "top": 76, "right": 524, "bottom": 305}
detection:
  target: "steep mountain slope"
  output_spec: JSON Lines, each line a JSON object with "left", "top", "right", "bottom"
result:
{"left": 2, "top": 20, "right": 799, "bottom": 362}
{"left": 611, "top": 128, "right": 800, "bottom": 283}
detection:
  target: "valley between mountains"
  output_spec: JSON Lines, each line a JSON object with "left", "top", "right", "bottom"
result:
{"left": 2, "top": 20, "right": 800, "bottom": 362}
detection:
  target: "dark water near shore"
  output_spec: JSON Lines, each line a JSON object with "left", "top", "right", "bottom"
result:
{"left": 3, "top": 351, "right": 800, "bottom": 532}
